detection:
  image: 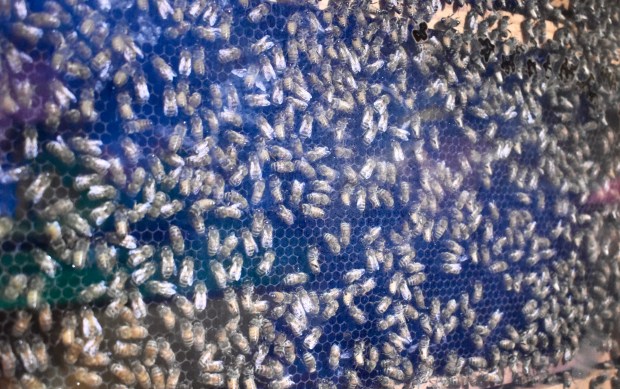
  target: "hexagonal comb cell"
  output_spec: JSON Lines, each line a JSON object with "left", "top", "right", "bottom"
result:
{"left": 0, "top": 0, "right": 618, "bottom": 387}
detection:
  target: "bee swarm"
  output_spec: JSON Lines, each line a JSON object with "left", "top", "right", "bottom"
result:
{"left": 0, "top": 0, "right": 619, "bottom": 388}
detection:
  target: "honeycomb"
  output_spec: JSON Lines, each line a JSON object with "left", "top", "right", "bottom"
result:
{"left": 0, "top": 0, "right": 618, "bottom": 387}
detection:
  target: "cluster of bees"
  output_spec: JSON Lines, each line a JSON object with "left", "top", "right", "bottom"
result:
{"left": 0, "top": 0, "right": 619, "bottom": 387}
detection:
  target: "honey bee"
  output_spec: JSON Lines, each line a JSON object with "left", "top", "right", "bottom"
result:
{"left": 283, "top": 272, "right": 309, "bottom": 286}
{"left": 151, "top": 54, "right": 176, "bottom": 82}
{"left": 116, "top": 324, "right": 149, "bottom": 340}
{"left": 442, "top": 263, "right": 462, "bottom": 275}
{"left": 270, "top": 44, "right": 286, "bottom": 71}
{"left": 80, "top": 308, "right": 103, "bottom": 340}
{"left": 115, "top": 91, "right": 135, "bottom": 120}
{"left": 281, "top": 179, "right": 300, "bottom": 205}
{"left": 201, "top": 373, "right": 225, "bottom": 387}
{"left": 14, "top": 340, "right": 37, "bottom": 373}
{"left": 128, "top": 289, "right": 147, "bottom": 320}
{"left": 246, "top": 2, "right": 269, "bottom": 22}
{"left": 254, "top": 214, "right": 273, "bottom": 249}
{"left": 106, "top": 294, "right": 128, "bottom": 320}
{"left": 34, "top": 303, "right": 53, "bottom": 335}
{"left": 191, "top": 46, "right": 206, "bottom": 76}
{"left": 79, "top": 152, "right": 111, "bottom": 174}
{"left": 489, "top": 260, "right": 508, "bottom": 273}
{"left": 254, "top": 250, "right": 275, "bottom": 276}
{"left": 108, "top": 158, "right": 127, "bottom": 187}
{"left": 39, "top": 199, "right": 75, "bottom": 221}
{"left": 43, "top": 100, "right": 62, "bottom": 128}
{"left": 210, "top": 328, "right": 231, "bottom": 357}
{"left": 218, "top": 233, "right": 238, "bottom": 260}
{"left": 163, "top": 84, "right": 178, "bottom": 117}
{"left": 24, "top": 173, "right": 51, "bottom": 204}
{"left": 345, "top": 369, "right": 361, "bottom": 389}
{"left": 123, "top": 119, "right": 153, "bottom": 138}
{"left": 175, "top": 256, "right": 194, "bottom": 288}
{"left": 209, "top": 260, "right": 228, "bottom": 289}
{"left": 247, "top": 154, "right": 263, "bottom": 182}
{"left": 301, "top": 352, "right": 316, "bottom": 373}
{"left": 302, "top": 204, "right": 326, "bottom": 219}
{"left": 487, "top": 309, "right": 504, "bottom": 331}
{"left": 373, "top": 295, "right": 392, "bottom": 315}
{"left": 177, "top": 319, "right": 194, "bottom": 349}
{"left": 71, "top": 367, "right": 103, "bottom": 387}
{"left": 203, "top": 226, "right": 220, "bottom": 257}
{"left": 316, "top": 164, "right": 338, "bottom": 182}
{"left": 193, "top": 23, "right": 220, "bottom": 41}
{"left": 342, "top": 269, "right": 365, "bottom": 286}
{"left": 286, "top": 300, "right": 307, "bottom": 327}
{"left": 227, "top": 253, "right": 243, "bottom": 282}
{"left": 166, "top": 123, "right": 187, "bottom": 153}
{"left": 245, "top": 92, "right": 271, "bottom": 108}
{"left": 80, "top": 349, "right": 111, "bottom": 369}
{"left": 20, "top": 125, "right": 38, "bottom": 160}
{"left": 323, "top": 344, "right": 341, "bottom": 371}
{"left": 249, "top": 179, "right": 266, "bottom": 205}
{"left": 243, "top": 316, "right": 263, "bottom": 347}
{"left": 239, "top": 228, "right": 257, "bottom": 257}
{"left": 151, "top": 365, "right": 166, "bottom": 388}
{"left": 218, "top": 47, "right": 241, "bottom": 63}
{"left": 167, "top": 225, "right": 185, "bottom": 255}
{"left": 48, "top": 78, "right": 76, "bottom": 109}
{"left": 238, "top": 63, "right": 259, "bottom": 89}
{"left": 285, "top": 11, "right": 300, "bottom": 35}
{"left": 0, "top": 341, "right": 16, "bottom": 378}
{"left": 57, "top": 311, "right": 78, "bottom": 347}
{"left": 155, "top": 304, "right": 175, "bottom": 331}
{"left": 86, "top": 184, "right": 116, "bottom": 201}
{"left": 24, "top": 275, "right": 44, "bottom": 310}
{"left": 167, "top": 364, "right": 181, "bottom": 389}
{"left": 137, "top": 341, "right": 158, "bottom": 369}
{"left": 358, "top": 277, "right": 377, "bottom": 296}
{"left": 62, "top": 334, "right": 84, "bottom": 366}
{"left": 303, "top": 327, "right": 322, "bottom": 350}
{"left": 189, "top": 321, "right": 205, "bottom": 352}
{"left": 306, "top": 147, "right": 331, "bottom": 163}
{"left": 45, "top": 137, "right": 75, "bottom": 167}
{"left": 172, "top": 296, "right": 193, "bottom": 323}
{"left": 471, "top": 280, "right": 484, "bottom": 304}
{"left": 111, "top": 362, "right": 136, "bottom": 386}
{"left": 215, "top": 204, "right": 243, "bottom": 219}
{"left": 157, "top": 338, "right": 176, "bottom": 366}
{"left": 125, "top": 244, "right": 153, "bottom": 268}
{"left": 323, "top": 232, "right": 341, "bottom": 255}
{"left": 248, "top": 211, "right": 265, "bottom": 240}
{"left": 111, "top": 62, "right": 132, "bottom": 87}
{"left": 333, "top": 184, "right": 351, "bottom": 207}
{"left": 361, "top": 226, "right": 382, "bottom": 246}
{"left": 468, "top": 356, "right": 488, "bottom": 370}
{"left": 276, "top": 204, "right": 295, "bottom": 226}
{"left": 78, "top": 281, "right": 107, "bottom": 303}
{"left": 348, "top": 305, "right": 367, "bottom": 324}
{"left": 294, "top": 112, "right": 314, "bottom": 139}
{"left": 187, "top": 114, "right": 204, "bottom": 143}
{"left": 317, "top": 296, "right": 337, "bottom": 319}
{"left": 229, "top": 332, "right": 250, "bottom": 356}
{"left": 271, "top": 159, "right": 295, "bottom": 174}
{"left": 129, "top": 70, "right": 150, "bottom": 104}
{"left": 188, "top": 284, "right": 206, "bottom": 315}
{"left": 128, "top": 360, "right": 151, "bottom": 388}
{"left": 32, "top": 248, "right": 59, "bottom": 278}
{"left": 176, "top": 48, "right": 192, "bottom": 77}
